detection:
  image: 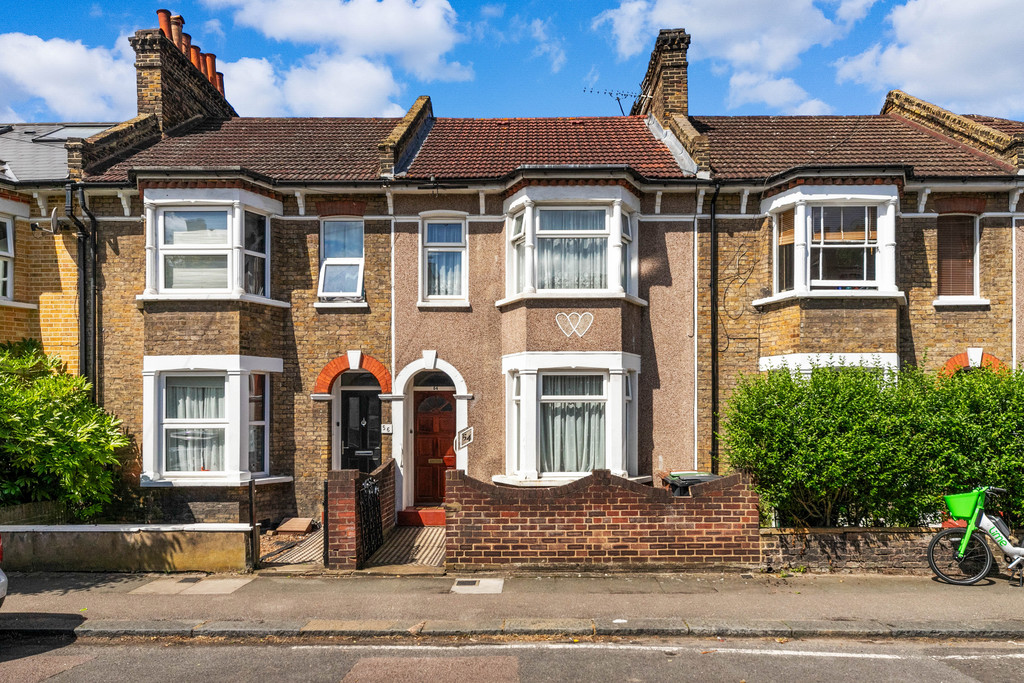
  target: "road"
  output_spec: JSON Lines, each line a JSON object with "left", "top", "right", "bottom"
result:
{"left": 2, "top": 636, "right": 1022, "bottom": 682}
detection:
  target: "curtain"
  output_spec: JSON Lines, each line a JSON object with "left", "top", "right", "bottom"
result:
{"left": 539, "top": 209, "right": 604, "bottom": 231}
{"left": 427, "top": 251, "right": 462, "bottom": 296}
{"left": 427, "top": 223, "right": 462, "bottom": 243}
{"left": 539, "top": 376, "right": 605, "bottom": 473}
{"left": 164, "top": 254, "right": 228, "bottom": 289}
{"left": 165, "top": 377, "right": 225, "bottom": 472}
{"left": 537, "top": 238, "right": 606, "bottom": 289}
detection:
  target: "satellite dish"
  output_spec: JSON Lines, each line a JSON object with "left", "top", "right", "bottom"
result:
{"left": 50, "top": 207, "right": 59, "bottom": 233}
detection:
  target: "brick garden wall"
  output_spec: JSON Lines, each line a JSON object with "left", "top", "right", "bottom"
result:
{"left": 445, "top": 470, "right": 759, "bottom": 571}
{"left": 761, "top": 527, "right": 939, "bottom": 574}
{"left": 324, "top": 459, "right": 396, "bottom": 570}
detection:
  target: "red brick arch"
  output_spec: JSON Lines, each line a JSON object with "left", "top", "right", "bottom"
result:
{"left": 942, "top": 352, "right": 1006, "bottom": 376}
{"left": 314, "top": 354, "right": 391, "bottom": 394}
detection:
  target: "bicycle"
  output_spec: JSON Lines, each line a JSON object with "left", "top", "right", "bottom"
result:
{"left": 928, "top": 486, "right": 1024, "bottom": 586}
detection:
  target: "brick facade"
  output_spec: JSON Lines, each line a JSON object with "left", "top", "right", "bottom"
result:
{"left": 324, "top": 459, "right": 396, "bottom": 569}
{"left": 761, "top": 527, "right": 939, "bottom": 575}
{"left": 445, "top": 470, "right": 759, "bottom": 571}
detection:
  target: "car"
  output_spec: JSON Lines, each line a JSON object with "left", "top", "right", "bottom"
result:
{"left": 0, "top": 533, "right": 6, "bottom": 609}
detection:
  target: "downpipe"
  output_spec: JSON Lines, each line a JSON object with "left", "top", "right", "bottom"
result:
{"left": 708, "top": 182, "right": 722, "bottom": 474}
{"left": 65, "top": 183, "right": 99, "bottom": 401}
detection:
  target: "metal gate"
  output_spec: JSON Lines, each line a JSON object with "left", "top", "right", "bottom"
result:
{"left": 358, "top": 476, "right": 384, "bottom": 560}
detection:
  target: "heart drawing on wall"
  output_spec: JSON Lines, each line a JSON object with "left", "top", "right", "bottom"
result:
{"left": 556, "top": 312, "right": 594, "bottom": 338}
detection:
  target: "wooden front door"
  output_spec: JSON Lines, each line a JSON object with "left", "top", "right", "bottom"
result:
{"left": 414, "top": 391, "right": 456, "bottom": 505}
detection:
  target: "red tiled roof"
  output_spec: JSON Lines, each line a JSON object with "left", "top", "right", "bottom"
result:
{"left": 88, "top": 117, "right": 400, "bottom": 182}
{"left": 691, "top": 114, "right": 1015, "bottom": 180}
{"left": 963, "top": 115, "right": 1024, "bottom": 136}
{"left": 405, "top": 116, "right": 689, "bottom": 180}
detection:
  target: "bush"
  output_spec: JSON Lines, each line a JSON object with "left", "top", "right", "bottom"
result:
{"left": 722, "top": 363, "right": 1024, "bottom": 527}
{"left": 0, "top": 340, "right": 129, "bottom": 520}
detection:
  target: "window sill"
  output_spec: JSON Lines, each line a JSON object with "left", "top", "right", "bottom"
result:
{"left": 136, "top": 293, "right": 291, "bottom": 309}
{"left": 495, "top": 291, "right": 648, "bottom": 308}
{"left": 314, "top": 300, "right": 369, "bottom": 310}
{"left": 0, "top": 299, "right": 38, "bottom": 310}
{"left": 417, "top": 300, "right": 471, "bottom": 310}
{"left": 933, "top": 296, "right": 990, "bottom": 308}
{"left": 140, "top": 475, "right": 294, "bottom": 488}
{"left": 753, "top": 289, "right": 907, "bottom": 307}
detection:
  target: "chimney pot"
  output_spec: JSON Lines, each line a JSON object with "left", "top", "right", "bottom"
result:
{"left": 215, "top": 72, "right": 225, "bottom": 96}
{"left": 156, "top": 9, "right": 172, "bottom": 40}
{"left": 204, "top": 53, "right": 217, "bottom": 84}
{"left": 169, "top": 15, "right": 184, "bottom": 49}
{"left": 190, "top": 45, "right": 202, "bottom": 70}
{"left": 181, "top": 32, "right": 191, "bottom": 56}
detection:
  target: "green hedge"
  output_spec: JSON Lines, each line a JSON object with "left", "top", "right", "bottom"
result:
{"left": 722, "top": 363, "right": 1024, "bottom": 527}
{"left": 0, "top": 340, "right": 129, "bottom": 520}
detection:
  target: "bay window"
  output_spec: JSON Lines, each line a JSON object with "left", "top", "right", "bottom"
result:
{"left": 763, "top": 186, "right": 900, "bottom": 303}
{"left": 420, "top": 217, "right": 467, "bottom": 303}
{"left": 502, "top": 352, "right": 640, "bottom": 482}
{"left": 161, "top": 210, "right": 230, "bottom": 290}
{"left": 243, "top": 211, "right": 268, "bottom": 296}
{"left": 318, "top": 219, "right": 364, "bottom": 299}
{"left": 141, "top": 355, "right": 284, "bottom": 486}
{"left": 0, "top": 216, "right": 11, "bottom": 299}
{"left": 506, "top": 197, "right": 638, "bottom": 298}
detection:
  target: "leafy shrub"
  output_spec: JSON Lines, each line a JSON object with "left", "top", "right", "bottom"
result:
{"left": 722, "top": 363, "right": 1024, "bottom": 527}
{"left": 0, "top": 339, "right": 129, "bottom": 519}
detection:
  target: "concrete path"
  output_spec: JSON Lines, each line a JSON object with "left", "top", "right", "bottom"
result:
{"left": 2, "top": 569, "right": 1023, "bottom": 641}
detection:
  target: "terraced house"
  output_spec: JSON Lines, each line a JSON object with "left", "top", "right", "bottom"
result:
{"left": 3, "top": 16, "right": 1023, "bottom": 547}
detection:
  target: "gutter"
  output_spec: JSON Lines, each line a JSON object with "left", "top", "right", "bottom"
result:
{"left": 65, "top": 183, "right": 98, "bottom": 400}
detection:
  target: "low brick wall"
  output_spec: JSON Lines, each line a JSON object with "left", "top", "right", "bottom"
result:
{"left": 0, "top": 501, "right": 67, "bottom": 525}
{"left": 0, "top": 524, "right": 251, "bottom": 572}
{"left": 324, "top": 459, "right": 396, "bottom": 570}
{"left": 761, "top": 527, "right": 939, "bottom": 574}
{"left": 445, "top": 469, "right": 759, "bottom": 571}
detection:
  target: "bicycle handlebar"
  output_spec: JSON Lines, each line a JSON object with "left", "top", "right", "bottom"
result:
{"left": 988, "top": 487, "right": 1008, "bottom": 496}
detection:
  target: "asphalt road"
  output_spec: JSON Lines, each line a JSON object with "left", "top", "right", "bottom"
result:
{"left": 2, "top": 636, "right": 1022, "bottom": 682}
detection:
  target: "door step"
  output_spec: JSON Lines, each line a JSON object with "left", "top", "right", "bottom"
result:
{"left": 397, "top": 507, "right": 446, "bottom": 527}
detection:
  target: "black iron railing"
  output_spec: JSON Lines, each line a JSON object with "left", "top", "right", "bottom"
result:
{"left": 358, "top": 477, "right": 384, "bottom": 560}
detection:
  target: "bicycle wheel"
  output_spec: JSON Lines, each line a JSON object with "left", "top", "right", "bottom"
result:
{"left": 927, "top": 527, "right": 993, "bottom": 585}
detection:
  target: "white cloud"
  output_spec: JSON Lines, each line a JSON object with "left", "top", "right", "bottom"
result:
{"left": 0, "top": 33, "right": 135, "bottom": 121}
{"left": 530, "top": 18, "right": 567, "bottom": 74}
{"left": 833, "top": 0, "right": 877, "bottom": 23}
{"left": 480, "top": 4, "right": 505, "bottom": 19}
{"left": 202, "top": 0, "right": 472, "bottom": 82}
{"left": 835, "top": 0, "right": 1024, "bottom": 116}
{"left": 218, "top": 57, "right": 287, "bottom": 116}
{"left": 584, "top": 65, "right": 600, "bottom": 88}
{"left": 728, "top": 72, "right": 833, "bottom": 114}
{"left": 203, "top": 19, "right": 226, "bottom": 40}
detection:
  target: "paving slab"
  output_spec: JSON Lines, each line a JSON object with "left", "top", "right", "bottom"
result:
{"left": 503, "top": 618, "right": 594, "bottom": 635}
{"left": 181, "top": 578, "right": 254, "bottom": 595}
{"left": 74, "top": 619, "right": 201, "bottom": 637}
{"left": 299, "top": 619, "right": 422, "bottom": 637}
{"left": 193, "top": 620, "right": 306, "bottom": 637}
{"left": 420, "top": 619, "right": 506, "bottom": 636}
{"left": 128, "top": 578, "right": 192, "bottom": 595}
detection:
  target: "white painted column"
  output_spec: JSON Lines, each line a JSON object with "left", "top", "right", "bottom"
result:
{"left": 225, "top": 369, "right": 246, "bottom": 479}
{"left": 141, "top": 369, "right": 158, "bottom": 480}
{"left": 523, "top": 200, "right": 537, "bottom": 293}
{"left": 389, "top": 396, "right": 407, "bottom": 510}
{"left": 454, "top": 394, "right": 471, "bottom": 471}
{"left": 144, "top": 202, "right": 157, "bottom": 294}
{"left": 793, "top": 200, "right": 810, "bottom": 293}
{"left": 519, "top": 369, "right": 539, "bottom": 479}
{"left": 609, "top": 200, "right": 625, "bottom": 293}
{"left": 606, "top": 370, "right": 626, "bottom": 477}
{"left": 231, "top": 202, "right": 244, "bottom": 295}
{"left": 877, "top": 199, "right": 898, "bottom": 292}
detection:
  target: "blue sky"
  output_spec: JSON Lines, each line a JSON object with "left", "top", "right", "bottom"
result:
{"left": 1, "top": 0, "right": 1022, "bottom": 123}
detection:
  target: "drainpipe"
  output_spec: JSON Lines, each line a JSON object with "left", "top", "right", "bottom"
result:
{"left": 65, "top": 183, "right": 98, "bottom": 400}
{"left": 708, "top": 182, "right": 722, "bottom": 474}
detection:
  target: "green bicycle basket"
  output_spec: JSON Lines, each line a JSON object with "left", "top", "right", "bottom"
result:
{"left": 944, "top": 490, "right": 982, "bottom": 520}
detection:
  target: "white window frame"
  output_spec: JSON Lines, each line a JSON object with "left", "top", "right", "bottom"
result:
{"left": 158, "top": 207, "right": 233, "bottom": 294}
{"left": 934, "top": 213, "right": 985, "bottom": 306}
{"left": 756, "top": 185, "right": 901, "bottom": 306}
{"left": 242, "top": 210, "right": 269, "bottom": 297}
{"left": 0, "top": 214, "right": 12, "bottom": 300}
{"left": 501, "top": 187, "right": 641, "bottom": 302}
{"left": 247, "top": 372, "right": 269, "bottom": 476}
{"left": 141, "top": 188, "right": 283, "bottom": 304}
{"left": 161, "top": 373, "right": 229, "bottom": 475}
{"left": 807, "top": 205, "right": 879, "bottom": 290}
{"left": 141, "top": 355, "right": 287, "bottom": 487}
{"left": 500, "top": 351, "right": 640, "bottom": 484}
{"left": 418, "top": 211, "right": 469, "bottom": 306}
{"left": 537, "top": 371, "right": 607, "bottom": 476}
{"left": 318, "top": 217, "right": 365, "bottom": 301}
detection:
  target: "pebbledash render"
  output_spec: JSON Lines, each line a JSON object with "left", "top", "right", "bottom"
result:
{"left": 3, "top": 16, "right": 1023, "bottom": 526}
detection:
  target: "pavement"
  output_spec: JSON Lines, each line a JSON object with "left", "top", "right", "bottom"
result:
{"left": 2, "top": 567, "right": 1024, "bottom": 642}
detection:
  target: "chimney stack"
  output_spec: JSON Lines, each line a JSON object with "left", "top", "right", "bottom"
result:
{"left": 631, "top": 28, "right": 691, "bottom": 123}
